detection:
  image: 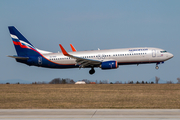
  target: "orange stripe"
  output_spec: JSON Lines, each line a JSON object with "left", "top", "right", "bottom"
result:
{"left": 116, "top": 61, "right": 118, "bottom": 68}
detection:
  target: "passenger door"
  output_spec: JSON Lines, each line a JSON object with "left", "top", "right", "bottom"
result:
{"left": 152, "top": 50, "right": 156, "bottom": 57}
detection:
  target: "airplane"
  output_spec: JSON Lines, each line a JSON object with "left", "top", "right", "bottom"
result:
{"left": 8, "top": 26, "right": 174, "bottom": 75}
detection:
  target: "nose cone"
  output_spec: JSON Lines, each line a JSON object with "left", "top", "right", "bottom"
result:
{"left": 169, "top": 53, "right": 174, "bottom": 59}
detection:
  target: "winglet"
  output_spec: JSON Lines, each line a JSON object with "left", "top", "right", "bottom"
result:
{"left": 59, "top": 44, "right": 70, "bottom": 56}
{"left": 70, "top": 44, "right": 77, "bottom": 52}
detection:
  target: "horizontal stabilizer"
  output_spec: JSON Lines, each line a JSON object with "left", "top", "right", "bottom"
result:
{"left": 7, "top": 55, "right": 29, "bottom": 60}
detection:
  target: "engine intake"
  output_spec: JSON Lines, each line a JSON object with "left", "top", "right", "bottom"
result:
{"left": 100, "top": 61, "right": 118, "bottom": 69}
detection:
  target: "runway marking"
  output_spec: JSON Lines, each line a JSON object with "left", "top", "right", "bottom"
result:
{"left": 91, "top": 109, "right": 97, "bottom": 118}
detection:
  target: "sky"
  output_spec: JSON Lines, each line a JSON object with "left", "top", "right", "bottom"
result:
{"left": 1, "top": 0, "right": 180, "bottom": 83}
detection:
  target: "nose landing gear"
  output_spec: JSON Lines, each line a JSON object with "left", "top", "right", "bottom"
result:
{"left": 155, "top": 63, "right": 159, "bottom": 70}
{"left": 155, "top": 66, "right": 159, "bottom": 70}
{"left": 89, "top": 68, "right": 95, "bottom": 75}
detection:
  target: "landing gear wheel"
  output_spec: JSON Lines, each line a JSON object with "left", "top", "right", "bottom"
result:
{"left": 155, "top": 66, "right": 159, "bottom": 70}
{"left": 89, "top": 68, "right": 95, "bottom": 75}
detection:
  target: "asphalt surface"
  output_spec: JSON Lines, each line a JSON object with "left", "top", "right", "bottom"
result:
{"left": 0, "top": 109, "right": 180, "bottom": 120}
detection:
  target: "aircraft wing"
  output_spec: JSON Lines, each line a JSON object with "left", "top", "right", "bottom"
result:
{"left": 59, "top": 44, "right": 101, "bottom": 67}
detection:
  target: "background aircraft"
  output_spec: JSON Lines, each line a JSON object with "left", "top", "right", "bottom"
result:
{"left": 8, "top": 26, "right": 173, "bottom": 75}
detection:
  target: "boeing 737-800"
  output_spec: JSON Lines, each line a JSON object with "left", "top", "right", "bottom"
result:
{"left": 8, "top": 26, "right": 174, "bottom": 75}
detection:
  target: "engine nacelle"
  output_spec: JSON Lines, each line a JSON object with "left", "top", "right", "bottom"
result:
{"left": 100, "top": 61, "right": 118, "bottom": 69}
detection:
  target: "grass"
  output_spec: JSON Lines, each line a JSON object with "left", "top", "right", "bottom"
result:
{"left": 0, "top": 84, "right": 180, "bottom": 109}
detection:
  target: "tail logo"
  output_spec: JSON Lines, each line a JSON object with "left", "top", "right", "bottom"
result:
{"left": 10, "top": 34, "right": 36, "bottom": 51}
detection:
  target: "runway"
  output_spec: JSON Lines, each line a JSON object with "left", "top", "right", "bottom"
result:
{"left": 0, "top": 109, "right": 180, "bottom": 120}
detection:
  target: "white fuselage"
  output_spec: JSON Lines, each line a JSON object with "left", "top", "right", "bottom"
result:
{"left": 43, "top": 47, "right": 173, "bottom": 67}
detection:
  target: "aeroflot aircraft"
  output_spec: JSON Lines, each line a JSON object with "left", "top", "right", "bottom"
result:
{"left": 8, "top": 26, "right": 174, "bottom": 75}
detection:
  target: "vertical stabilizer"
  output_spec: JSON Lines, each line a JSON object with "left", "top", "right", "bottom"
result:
{"left": 8, "top": 26, "right": 40, "bottom": 56}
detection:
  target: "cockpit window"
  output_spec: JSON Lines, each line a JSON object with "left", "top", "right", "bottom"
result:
{"left": 160, "top": 51, "right": 167, "bottom": 53}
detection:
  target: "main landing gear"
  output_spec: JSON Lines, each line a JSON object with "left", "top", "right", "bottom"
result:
{"left": 89, "top": 68, "right": 95, "bottom": 75}
{"left": 155, "top": 63, "right": 159, "bottom": 70}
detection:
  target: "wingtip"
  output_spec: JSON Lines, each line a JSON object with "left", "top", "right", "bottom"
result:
{"left": 70, "top": 44, "right": 76, "bottom": 52}
{"left": 59, "top": 44, "right": 69, "bottom": 56}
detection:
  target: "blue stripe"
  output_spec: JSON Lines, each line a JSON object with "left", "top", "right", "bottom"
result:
{"left": 12, "top": 38, "right": 19, "bottom": 42}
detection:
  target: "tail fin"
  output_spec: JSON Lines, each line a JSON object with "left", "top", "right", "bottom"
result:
{"left": 8, "top": 26, "right": 42, "bottom": 56}
{"left": 70, "top": 44, "right": 77, "bottom": 52}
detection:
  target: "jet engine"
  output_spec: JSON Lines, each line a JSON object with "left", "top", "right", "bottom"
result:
{"left": 100, "top": 61, "right": 118, "bottom": 69}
